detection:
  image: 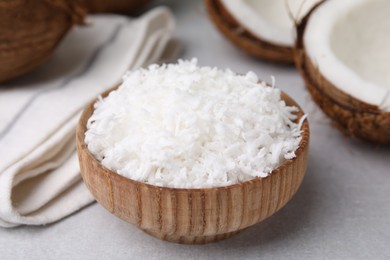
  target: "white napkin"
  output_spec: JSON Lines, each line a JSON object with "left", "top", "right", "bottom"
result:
{"left": 0, "top": 7, "right": 178, "bottom": 227}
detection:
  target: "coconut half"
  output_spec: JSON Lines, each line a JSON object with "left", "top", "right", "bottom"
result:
{"left": 205, "top": 0, "right": 320, "bottom": 63}
{"left": 295, "top": 0, "right": 390, "bottom": 143}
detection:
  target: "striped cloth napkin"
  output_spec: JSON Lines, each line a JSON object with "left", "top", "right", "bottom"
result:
{"left": 0, "top": 7, "right": 178, "bottom": 227}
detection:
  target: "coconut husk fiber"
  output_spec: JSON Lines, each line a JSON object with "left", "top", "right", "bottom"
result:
{"left": 294, "top": 3, "right": 390, "bottom": 144}
{"left": 0, "top": 0, "right": 85, "bottom": 83}
{"left": 204, "top": 0, "right": 294, "bottom": 64}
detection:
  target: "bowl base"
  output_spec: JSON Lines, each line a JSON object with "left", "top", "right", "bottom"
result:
{"left": 143, "top": 229, "right": 242, "bottom": 244}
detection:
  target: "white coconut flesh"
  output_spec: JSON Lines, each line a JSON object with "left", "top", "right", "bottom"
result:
{"left": 220, "top": 0, "right": 321, "bottom": 46}
{"left": 304, "top": 0, "right": 390, "bottom": 111}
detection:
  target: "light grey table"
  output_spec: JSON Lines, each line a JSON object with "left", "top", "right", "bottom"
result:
{"left": 1, "top": 1, "right": 389, "bottom": 259}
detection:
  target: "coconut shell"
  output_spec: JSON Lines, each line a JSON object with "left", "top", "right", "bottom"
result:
{"left": 205, "top": 0, "right": 293, "bottom": 64}
{"left": 294, "top": 2, "right": 390, "bottom": 144}
{"left": 0, "top": 0, "right": 85, "bottom": 83}
{"left": 79, "top": 0, "right": 150, "bottom": 14}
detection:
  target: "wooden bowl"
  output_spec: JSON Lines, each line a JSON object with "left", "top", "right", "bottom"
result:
{"left": 76, "top": 88, "right": 310, "bottom": 244}
{"left": 79, "top": 0, "right": 150, "bottom": 14}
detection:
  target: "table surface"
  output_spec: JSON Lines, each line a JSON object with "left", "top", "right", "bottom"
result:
{"left": 1, "top": 1, "right": 390, "bottom": 259}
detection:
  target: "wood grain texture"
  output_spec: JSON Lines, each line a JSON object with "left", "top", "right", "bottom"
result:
{"left": 0, "top": 0, "right": 85, "bottom": 83}
{"left": 294, "top": 2, "right": 390, "bottom": 144}
{"left": 76, "top": 87, "right": 310, "bottom": 244}
{"left": 205, "top": 0, "right": 294, "bottom": 64}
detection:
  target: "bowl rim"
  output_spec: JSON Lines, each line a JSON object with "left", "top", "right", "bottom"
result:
{"left": 77, "top": 84, "right": 310, "bottom": 192}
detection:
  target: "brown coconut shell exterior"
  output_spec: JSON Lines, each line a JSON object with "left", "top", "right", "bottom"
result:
{"left": 294, "top": 2, "right": 390, "bottom": 144}
{"left": 79, "top": 0, "right": 150, "bottom": 14}
{"left": 0, "top": 0, "right": 85, "bottom": 83}
{"left": 205, "top": 0, "right": 294, "bottom": 64}
{"left": 76, "top": 86, "right": 310, "bottom": 244}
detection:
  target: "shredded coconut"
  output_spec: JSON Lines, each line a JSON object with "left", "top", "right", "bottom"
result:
{"left": 85, "top": 59, "right": 305, "bottom": 188}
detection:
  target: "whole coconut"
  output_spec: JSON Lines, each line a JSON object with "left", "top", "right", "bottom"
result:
{"left": 0, "top": 0, "right": 85, "bottom": 83}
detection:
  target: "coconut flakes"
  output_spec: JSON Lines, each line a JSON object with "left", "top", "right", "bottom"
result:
{"left": 85, "top": 59, "right": 305, "bottom": 188}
